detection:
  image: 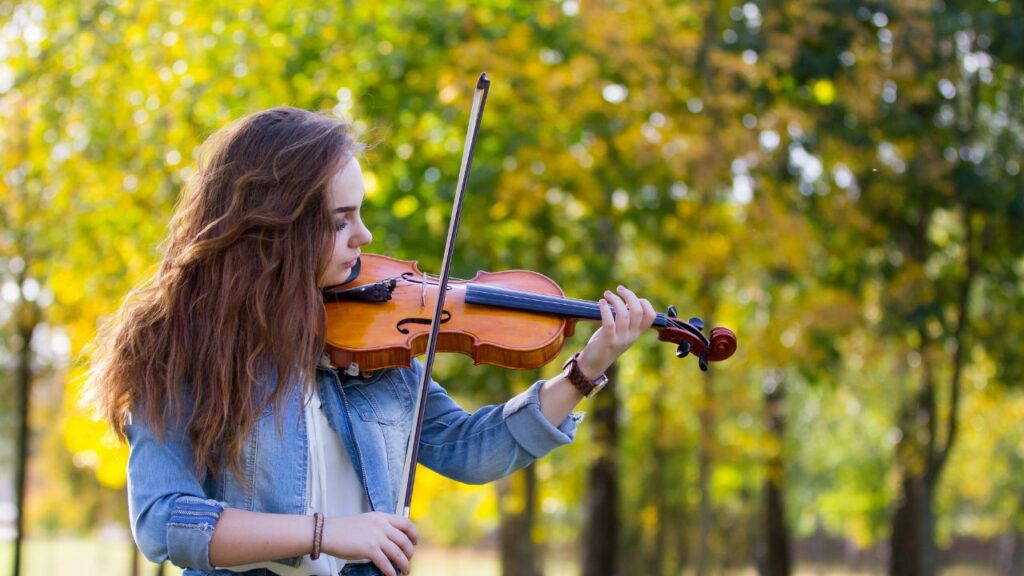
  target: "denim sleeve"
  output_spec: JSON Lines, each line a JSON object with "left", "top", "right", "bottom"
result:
{"left": 125, "top": 411, "right": 227, "bottom": 571}
{"left": 414, "top": 360, "right": 583, "bottom": 484}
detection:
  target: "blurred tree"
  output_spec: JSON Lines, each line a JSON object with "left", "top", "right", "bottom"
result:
{"left": 780, "top": 0, "right": 1024, "bottom": 573}
{"left": 1, "top": 91, "right": 53, "bottom": 576}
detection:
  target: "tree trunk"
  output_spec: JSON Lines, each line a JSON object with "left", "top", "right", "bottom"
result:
{"left": 650, "top": 394, "right": 666, "bottom": 576}
{"left": 889, "top": 473, "right": 936, "bottom": 576}
{"left": 13, "top": 278, "right": 39, "bottom": 576}
{"left": 499, "top": 464, "right": 541, "bottom": 576}
{"left": 692, "top": 0, "right": 721, "bottom": 569}
{"left": 582, "top": 363, "right": 619, "bottom": 576}
{"left": 130, "top": 544, "right": 139, "bottom": 576}
{"left": 888, "top": 209, "right": 975, "bottom": 576}
{"left": 996, "top": 489, "right": 1024, "bottom": 576}
{"left": 693, "top": 369, "right": 715, "bottom": 576}
{"left": 580, "top": 192, "right": 622, "bottom": 576}
{"left": 760, "top": 373, "right": 791, "bottom": 576}
{"left": 996, "top": 531, "right": 1022, "bottom": 576}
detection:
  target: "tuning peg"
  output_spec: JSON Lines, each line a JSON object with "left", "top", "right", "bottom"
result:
{"left": 676, "top": 342, "right": 691, "bottom": 358}
{"left": 698, "top": 353, "right": 709, "bottom": 372}
{"left": 666, "top": 305, "right": 677, "bottom": 318}
{"left": 688, "top": 317, "right": 704, "bottom": 332}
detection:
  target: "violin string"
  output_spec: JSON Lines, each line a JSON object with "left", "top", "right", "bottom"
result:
{"left": 472, "top": 283, "right": 606, "bottom": 307}
{"left": 469, "top": 285, "right": 604, "bottom": 318}
{"left": 405, "top": 276, "right": 658, "bottom": 320}
{"left": 392, "top": 275, "right": 682, "bottom": 331}
{"left": 468, "top": 284, "right": 692, "bottom": 331}
{"left": 470, "top": 284, "right": 629, "bottom": 318}
{"left": 456, "top": 284, "right": 707, "bottom": 344}
{"left": 503, "top": 286, "right": 707, "bottom": 343}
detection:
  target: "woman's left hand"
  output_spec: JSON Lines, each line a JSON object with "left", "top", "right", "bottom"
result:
{"left": 575, "top": 285, "right": 657, "bottom": 380}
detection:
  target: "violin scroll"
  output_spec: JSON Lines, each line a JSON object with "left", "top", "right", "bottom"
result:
{"left": 655, "top": 307, "right": 737, "bottom": 371}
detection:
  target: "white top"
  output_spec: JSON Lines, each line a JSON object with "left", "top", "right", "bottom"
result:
{"left": 225, "top": 385, "right": 371, "bottom": 575}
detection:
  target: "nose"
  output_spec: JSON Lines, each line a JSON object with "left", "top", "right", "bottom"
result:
{"left": 351, "top": 218, "right": 372, "bottom": 248}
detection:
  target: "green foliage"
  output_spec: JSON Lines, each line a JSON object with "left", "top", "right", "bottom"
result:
{"left": 1, "top": 0, "right": 1021, "bottom": 569}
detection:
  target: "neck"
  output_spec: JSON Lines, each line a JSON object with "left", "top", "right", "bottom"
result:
{"left": 464, "top": 283, "right": 674, "bottom": 329}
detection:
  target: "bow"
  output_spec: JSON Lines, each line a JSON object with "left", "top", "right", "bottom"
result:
{"left": 394, "top": 73, "right": 491, "bottom": 516}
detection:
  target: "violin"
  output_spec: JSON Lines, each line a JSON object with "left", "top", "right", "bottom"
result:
{"left": 322, "top": 253, "right": 737, "bottom": 375}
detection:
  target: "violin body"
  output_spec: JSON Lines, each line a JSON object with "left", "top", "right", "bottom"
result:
{"left": 323, "top": 254, "right": 736, "bottom": 373}
{"left": 325, "top": 254, "right": 577, "bottom": 372}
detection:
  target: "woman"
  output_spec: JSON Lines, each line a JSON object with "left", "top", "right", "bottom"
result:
{"left": 90, "top": 106, "right": 656, "bottom": 576}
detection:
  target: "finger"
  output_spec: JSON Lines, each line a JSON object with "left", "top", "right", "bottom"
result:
{"left": 388, "top": 525, "right": 416, "bottom": 560}
{"left": 389, "top": 515, "right": 419, "bottom": 546}
{"left": 382, "top": 539, "right": 411, "bottom": 575}
{"left": 640, "top": 298, "right": 657, "bottom": 329}
{"left": 604, "top": 289, "right": 629, "bottom": 337}
{"left": 598, "top": 296, "right": 613, "bottom": 330}
{"left": 617, "top": 285, "right": 644, "bottom": 333}
{"left": 370, "top": 549, "right": 398, "bottom": 576}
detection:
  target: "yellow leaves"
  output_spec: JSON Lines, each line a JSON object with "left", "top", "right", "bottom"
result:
{"left": 804, "top": 290, "right": 862, "bottom": 332}
{"left": 425, "top": 204, "right": 446, "bottom": 235}
{"left": 95, "top": 447, "right": 129, "bottom": 488}
{"left": 711, "top": 466, "right": 745, "bottom": 499}
{"left": 500, "top": 473, "right": 528, "bottom": 515}
{"left": 639, "top": 504, "right": 658, "bottom": 536}
{"left": 886, "top": 261, "right": 933, "bottom": 317}
{"left": 392, "top": 195, "right": 420, "bottom": 218}
{"left": 701, "top": 233, "right": 733, "bottom": 271}
{"left": 488, "top": 200, "right": 509, "bottom": 221}
{"left": 61, "top": 367, "right": 128, "bottom": 489}
{"left": 409, "top": 465, "right": 497, "bottom": 545}
{"left": 438, "top": 84, "right": 459, "bottom": 105}
{"left": 812, "top": 79, "right": 836, "bottom": 105}
{"left": 935, "top": 361, "right": 1024, "bottom": 525}
{"left": 435, "top": 71, "right": 466, "bottom": 107}
{"left": 818, "top": 492, "right": 881, "bottom": 548}
{"left": 363, "top": 170, "right": 379, "bottom": 198}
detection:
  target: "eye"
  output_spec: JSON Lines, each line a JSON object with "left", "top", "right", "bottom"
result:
{"left": 335, "top": 220, "right": 349, "bottom": 231}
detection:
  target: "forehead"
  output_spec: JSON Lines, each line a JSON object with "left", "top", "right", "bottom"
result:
{"left": 327, "top": 157, "right": 365, "bottom": 207}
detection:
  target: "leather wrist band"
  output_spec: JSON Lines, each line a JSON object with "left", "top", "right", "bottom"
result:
{"left": 311, "top": 512, "right": 324, "bottom": 560}
{"left": 562, "top": 352, "right": 609, "bottom": 398}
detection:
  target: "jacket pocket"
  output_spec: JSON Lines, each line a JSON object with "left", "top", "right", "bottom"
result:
{"left": 346, "top": 372, "right": 413, "bottom": 425}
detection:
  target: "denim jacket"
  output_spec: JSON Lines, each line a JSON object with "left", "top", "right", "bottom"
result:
{"left": 125, "top": 359, "right": 581, "bottom": 574}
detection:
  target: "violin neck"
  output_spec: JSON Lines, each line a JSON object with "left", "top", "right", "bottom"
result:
{"left": 464, "top": 284, "right": 672, "bottom": 328}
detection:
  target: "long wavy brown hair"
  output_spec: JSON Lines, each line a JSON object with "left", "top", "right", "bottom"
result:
{"left": 90, "top": 106, "right": 362, "bottom": 479}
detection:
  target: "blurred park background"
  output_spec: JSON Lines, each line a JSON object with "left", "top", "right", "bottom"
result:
{"left": 1, "top": 0, "right": 1023, "bottom": 575}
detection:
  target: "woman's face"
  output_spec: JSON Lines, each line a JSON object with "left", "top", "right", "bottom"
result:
{"left": 319, "top": 157, "right": 373, "bottom": 288}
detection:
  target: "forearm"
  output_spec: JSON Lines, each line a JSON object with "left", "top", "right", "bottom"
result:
{"left": 419, "top": 373, "right": 580, "bottom": 483}
{"left": 538, "top": 372, "right": 585, "bottom": 426}
{"left": 208, "top": 508, "right": 312, "bottom": 567}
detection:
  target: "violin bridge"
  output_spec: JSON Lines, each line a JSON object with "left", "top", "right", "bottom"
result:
{"left": 420, "top": 271, "right": 428, "bottom": 307}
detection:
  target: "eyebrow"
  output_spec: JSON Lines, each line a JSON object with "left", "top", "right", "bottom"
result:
{"left": 333, "top": 206, "right": 357, "bottom": 214}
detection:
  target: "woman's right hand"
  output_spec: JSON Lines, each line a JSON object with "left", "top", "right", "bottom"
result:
{"left": 322, "top": 512, "right": 419, "bottom": 576}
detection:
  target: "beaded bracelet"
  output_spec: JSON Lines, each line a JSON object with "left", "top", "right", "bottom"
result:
{"left": 311, "top": 512, "right": 325, "bottom": 560}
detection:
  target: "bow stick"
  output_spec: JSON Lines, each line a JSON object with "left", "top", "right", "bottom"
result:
{"left": 395, "top": 73, "right": 491, "bottom": 517}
